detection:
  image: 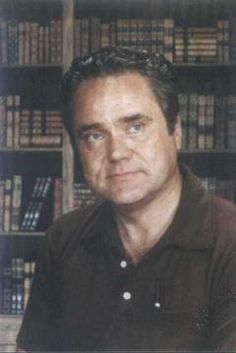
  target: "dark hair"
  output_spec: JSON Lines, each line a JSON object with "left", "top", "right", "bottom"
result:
{"left": 60, "top": 46, "right": 179, "bottom": 141}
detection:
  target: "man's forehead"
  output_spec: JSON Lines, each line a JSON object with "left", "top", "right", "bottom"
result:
{"left": 74, "top": 71, "right": 154, "bottom": 97}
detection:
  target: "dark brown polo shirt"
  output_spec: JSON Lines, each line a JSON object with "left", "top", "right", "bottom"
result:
{"left": 17, "top": 165, "right": 236, "bottom": 351}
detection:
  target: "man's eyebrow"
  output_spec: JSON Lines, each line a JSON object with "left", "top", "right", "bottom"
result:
{"left": 77, "top": 114, "right": 152, "bottom": 135}
{"left": 118, "top": 114, "right": 152, "bottom": 123}
{"left": 77, "top": 123, "right": 103, "bottom": 136}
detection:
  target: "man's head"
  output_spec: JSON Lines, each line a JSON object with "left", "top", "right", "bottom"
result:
{"left": 60, "top": 47, "right": 182, "bottom": 208}
{"left": 60, "top": 46, "right": 179, "bottom": 143}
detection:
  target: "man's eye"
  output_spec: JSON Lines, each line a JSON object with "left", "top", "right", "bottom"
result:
{"left": 129, "top": 123, "right": 144, "bottom": 134}
{"left": 82, "top": 132, "right": 103, "bottom": 143}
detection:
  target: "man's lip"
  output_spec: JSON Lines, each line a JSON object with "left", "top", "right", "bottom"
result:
{"left": 107, "top": 171, "right": 137, "bottom": 178}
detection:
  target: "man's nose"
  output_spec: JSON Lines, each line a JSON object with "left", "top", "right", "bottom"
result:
{"left": 108, "top": 134, "right": 132, "bottom": 162}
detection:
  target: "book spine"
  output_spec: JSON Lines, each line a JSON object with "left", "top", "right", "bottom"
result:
{"left": 2, "top": 263, "right": 12, "bottom": 314}
{"left": 0, "top": 21, "right": 8, "bottom": 64}
{"left": 197, "top": 95, "right": 206, "bottom": 149}
{"left": 24, "top": 22, "right": 30, "bottom": 65}
{"left": 14, "top": 95, "right": 20, "bottom": 148}
{"left": 90, "top": 17, "right": 101, "bottom": 53}
{"left": 178, "top": 93, "right": 188, "bottom": 149}
{"left": 18, "top": 22, "right": 24, "bottom": 65}
{"left": 50, "top": 20, "right": 57, "bottom": 64}
{"left": 11, "top": 175, "right": 22, "bottom": 231}
{"left": 44, "top": 26, "right": 50, "bottom": 63}
{"left": 109, "top": 20, "right": 117, "bottom": 47}
{"left": 16, "top": 258, "right": 24, "bottom": 315}
{"left": 30, "top": 22, "right": 39, "bottom": 64}
{"left": 6, "top": 95, "right": 14, "bottom": 148}
{"left": 0, "top": 96, "right": 6, "bottom": 147}
{"left": 56, "top": 20, "right": 62, "bottom": 64}
{"left": 0, "top": 180, "right": 5, "bottom": 231}
{"left": 205, "top": 95, "right": 214, "bottom": 149}
{"left": 100, "top": 22, "right": 110, "bottom": 48}
{"left": 23, "top": 262, "right": 31, "bottom": 310}
{"left": 81, "top": 18, "right": 89, "bottom": 57}
{"left": 3, "top": 178, "right": 12, "bottom": 232}
{"left": 74, "top": 19, "right": 81, "bottom": 57}
{"left": 11, "top": 258, "right": 17, "bottom": 315}
{"left": 54, "top": 178, "right": 63, "bottom": 220}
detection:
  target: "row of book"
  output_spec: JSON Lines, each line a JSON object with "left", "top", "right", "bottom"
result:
{"left": 0, "top": 176, "right": 63, "bottom": 233}
{"left": 201, "top": 177, "right": 236, "bottom": 204}
{"left": 0, "top": 175, "right": 235, "bottom": 235}
{"left": 74, "top": 17, "right": 236, "bottom": 63}
{"left": 0, "top": 258, "right": 35, "bottom": 315}
{"left": 179, "top": 93, "right": 236, "bottom": 150}
{"left": 1, "top": 17, "right": 236, "bottom": 65}
{"left": 0, "top": 19, "right": 62, "bottom": 65}
{"left": 1, "top": 92, "right": 236, "bottom": 151}
{"left": 0, "top": 178, "right": 99, "bottom": 234}
{"left": 0, "top": 95, "right": 63, "bottom": 148}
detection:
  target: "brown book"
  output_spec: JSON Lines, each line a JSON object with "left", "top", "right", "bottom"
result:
{"left": 30, "top": 22, "right": 39, "bottom": 64}
{"left": 44, "top": 26, "right": 50, "bottom": 63}
{"left": 50, "top": 20, "right": 57, "bottom": 64}
{"left": 6, "top": 95, "right": 14, "bottom": 148}
{"left": 56, "top": 20, "right": 62, "bottom": 64}
{"left": 74, "top": 19, "right": 81, "bottom": 57}
{"left": 18, "top": 22, "right": 24, "bottom": 65}
{"left": 24, "top": 22, "right": 30, "bottom": 64}
{"left": 13, "top": 95, "right": 20, "bottom": 148}
{"left": 90, "top": 17, "right": 101, "bottom": 53}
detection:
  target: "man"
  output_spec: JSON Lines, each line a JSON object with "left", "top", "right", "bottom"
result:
{"left": 17, "top": 47, "right": 236, "bottom": 351}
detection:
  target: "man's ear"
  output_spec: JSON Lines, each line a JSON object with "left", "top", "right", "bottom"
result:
{"left": 174, "top": 115, "right": 182, "bottom": 151}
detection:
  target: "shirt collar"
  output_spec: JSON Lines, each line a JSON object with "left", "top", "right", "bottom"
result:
{"left": 79, "top": 164, "right": 215, "bottom": 250}
{"left": 162, "top": 163, "right": 214, "bottom": 250}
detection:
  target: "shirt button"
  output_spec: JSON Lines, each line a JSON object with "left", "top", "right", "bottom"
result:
{"left": 120, "top": 260, "right": 127, "bottom": 268}
{"left": 123, "top": 291, "right": 131, "bottom": 300}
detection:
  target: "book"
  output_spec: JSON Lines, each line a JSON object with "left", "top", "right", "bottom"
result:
{"left": 50, "top": 19, "right": 57, "bottom": 64}
{"left": 0, "top": 258, "right": 35, "bottom": 314}
{"left": 14, "top": 95, "right": 20, "bottom": 148}
{"left": 0, "top": 21, "right": 8, "bottom": 64}
{"left": 90, "top": 17, "right": 101, "bottom": 53}
{"left": 3, "top": 179, "right": 12, "bottom": 232}
{"left": 74, "top": 18, "right": 81, "bottom": 57}
{"left": 0, "top": 96, "right": 6, "bottom": 147}
{"left": 0, "top": 180, "right": 5, "bottom": 231}
{"left": 11, "top": 175, "right": 22, "bottom": 231}
{"left": 54, "top": 178, "right": 63, "bottom": 220}
{"left": 56, "top": 20, "right": 62, "bottom": 64}
{"left": 21, "top": 177, "right": 53, "bottom": 231}
{"left": 6, "top": 95, "right": 14, "bottom": 148}
{"left": 2, "top": 263, "right": 12, "bottom": 314}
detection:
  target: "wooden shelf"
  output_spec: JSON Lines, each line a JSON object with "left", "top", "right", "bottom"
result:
{"left": 0, "top": 231, "right": 45, "bottom": 237}
{"left": 0, "top": 64, "right": 62, "bottom": 69}
{"left": 180, "top": 149, "right": 236, "bottom": 154}
{"left": 0, "top": 147, "right": 63, "bottom": 153}
{"left": 174, "top": 62, "right": 236, "bottom": 68}
{"left": 0, "top": 315, "right": 22, "bottom": 351}
{"left": 0, "top": 314, "right": 23, "bottom": 319}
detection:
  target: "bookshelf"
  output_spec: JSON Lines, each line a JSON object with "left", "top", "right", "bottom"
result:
{"left": 1, "top": 0, "right": 236, "bottom": 351}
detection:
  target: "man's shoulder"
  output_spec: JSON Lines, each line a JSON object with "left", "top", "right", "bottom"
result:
{"left": 45, "top": 200, "right": 109, "bottom": 258}
{"left": 210, "top": 194, "right": 236, "bottom": 248}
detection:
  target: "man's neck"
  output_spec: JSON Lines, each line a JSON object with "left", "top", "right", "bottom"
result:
{"left": 113, "top": 170, "right": 183, "bottom": 264}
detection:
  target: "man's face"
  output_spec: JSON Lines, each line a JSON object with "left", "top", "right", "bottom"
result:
{"left": 73, "top": 72, "right": 181, "bottom": 208}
